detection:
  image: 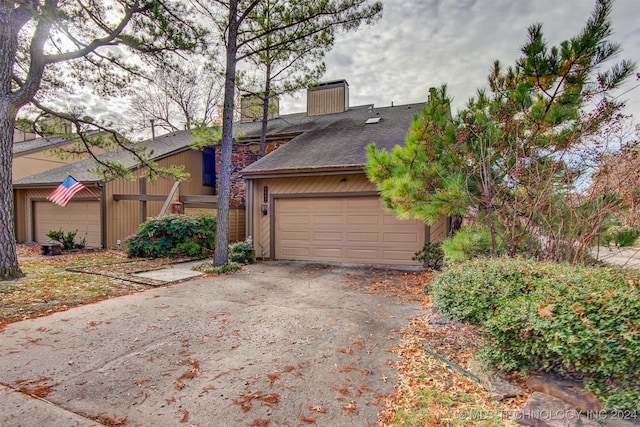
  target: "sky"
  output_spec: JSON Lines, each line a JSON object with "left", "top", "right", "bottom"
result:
{"left": 279, "top": 0, "right": 640, "bottom": 121}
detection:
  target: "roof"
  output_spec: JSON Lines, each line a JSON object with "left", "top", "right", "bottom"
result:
{"left": 12, "top": 130, "right": 196, "bottom": 186}
{"left": 13, "top": 135, "right": 70, "bottom": 156}
{"left": 12, "top": 130, "right": 106, "bottom": 156}
{"left": 241, "top": 102, "right": 424, "bottom": 177}
{"left": 13, "top": 101, "right": 425, "bottom": 186}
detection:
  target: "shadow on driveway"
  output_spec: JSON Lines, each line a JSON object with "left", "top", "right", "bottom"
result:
{"left": 0, "top": 261, "right": 424, "bottom": 426}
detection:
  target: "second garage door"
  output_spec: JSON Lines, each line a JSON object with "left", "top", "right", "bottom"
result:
{"left": 33, "top": 201, "right": 101, "bottom": 247}
{"left": 274, "top": 196, "right": 425, "bottom": 265}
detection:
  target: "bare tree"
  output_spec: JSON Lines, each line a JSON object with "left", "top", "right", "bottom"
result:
{"left": 129, "top": 63, "right": 224, "bottom": 137}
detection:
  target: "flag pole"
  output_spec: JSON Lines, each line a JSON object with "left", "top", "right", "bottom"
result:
{"left": 67, "top": 174, "right": 101, "bottom": 201}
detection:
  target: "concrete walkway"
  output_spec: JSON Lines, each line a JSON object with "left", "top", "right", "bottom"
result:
{"left": 0, "top": 262, "right": 422, "bottom": 426}
{"left": 591, "top": 246, "right": 640, "bottom": 270}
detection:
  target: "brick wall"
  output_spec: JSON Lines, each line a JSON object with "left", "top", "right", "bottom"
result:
{"left": 217, "top": 140, "right": 286, "bottom": 206}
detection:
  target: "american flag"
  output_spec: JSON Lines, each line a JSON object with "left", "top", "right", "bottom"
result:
{"left": 48, "top": 175, "right": 87, "bottom": 207}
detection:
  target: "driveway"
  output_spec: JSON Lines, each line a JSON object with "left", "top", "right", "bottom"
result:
{"left": 0, "top": 262, "right": 423, "bottom": 426}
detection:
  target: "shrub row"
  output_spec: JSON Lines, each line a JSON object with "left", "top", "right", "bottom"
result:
{"left": 431, "top": 257, "right": 640, "bottom": 411}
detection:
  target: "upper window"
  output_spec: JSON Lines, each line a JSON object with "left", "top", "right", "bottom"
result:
{"left": 202, "top": 147, "right": 216, "bottom": 188}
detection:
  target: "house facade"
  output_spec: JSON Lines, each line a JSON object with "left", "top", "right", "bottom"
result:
{"left": 13, "top": 80, "right": 447, "bottom": 266}
{"left": 243, "top": 80, "right": 447, "bottom": 266}
{"left": 12, "top": 130, "right": 276, "bottom": 248}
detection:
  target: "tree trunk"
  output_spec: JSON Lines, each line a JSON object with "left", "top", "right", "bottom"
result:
{"left": 0, "top": 101, "right": 24, "bottom": 280}
{"left": 0, "top": 4, "right": 24, "bottom": 280}
{"left": 213, "top": 0, "right": 239, "bottom": 266}
{"left": 258, "top": 61, "right": 272, "bottom": 159}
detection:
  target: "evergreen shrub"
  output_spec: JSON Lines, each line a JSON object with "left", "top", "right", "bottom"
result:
{"left": 431, "top": 257, "right": 640, "bottom": 410}
{"left": 127, "top": 213, "right": 216, "bottom": 258}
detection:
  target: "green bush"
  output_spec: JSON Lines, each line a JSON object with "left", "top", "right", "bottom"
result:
{"left": 229, "top": 238, "right": 256, "bottom": 264}
{"left": 46, "top": 229, "right": 86, "bottom": 250}
{"left": 127, "top": 213, "right": 216, "bottom": 258}
{"left": 613, "top": 226, "right": 640, "bottom": 247}
{"left": 412, "top": 241, "right": 444, "bottom": 269}
{"left": 431, "top": 257, "right": 640, "bottom": 410}
{"left": 441, "top": 225, "right": 496, "bottom": 262}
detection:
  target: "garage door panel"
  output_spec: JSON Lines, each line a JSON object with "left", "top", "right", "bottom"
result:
{"left": 347, "top": 215, "right": 379, "bottom": 226}
{"left": 383, "top": 250, "right": 416, "bottom": 261}
{"left": 312, "top": 247, "right": 343, "bottom": 258}
{"left": 347, "top": 232, "right": 379, "bottom": 242}
{"left": 346, "top": 198, "right": 379, "bottom": 209}
{"left": 280, "top": 246, "right": 311, "bottom": 257}
{"left": 275, "top": 196, "right": 424, "bottom": 265}
{"left": 34, "top": 201, "right": 101, "bottom": 247}
{"left": 313, "top": 231, "right": 343, "bottom": 242}
{"left": 281, "top": 214, "right": 311, "bottom": 225}
{"left": 346, "top": 249, "right": 379, "bottom": 260}
{"left": 314, "top": 215, "right": 343, "bottom": 225}
{"left": 280, "top": 230, "right": 310, "bottom": 241}
{"left": 383, "top": 232, "right": 419, "bottom": 243}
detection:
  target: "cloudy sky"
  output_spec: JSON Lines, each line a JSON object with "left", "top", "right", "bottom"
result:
{"left": 280, "top": 0, "right": 640, "bottom": 121}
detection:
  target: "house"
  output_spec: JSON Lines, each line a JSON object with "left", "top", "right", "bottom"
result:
{"left": 12, "top": 129, "right": 281, "bottom": 248}
{"left": 12, "top": 130, "right": 108, "bottom": 180}
{"left": 13, "top": 79, "right": 447, "bottom": 266}
{"left": 242, "top": 80, "right": 448, "bottom": 266}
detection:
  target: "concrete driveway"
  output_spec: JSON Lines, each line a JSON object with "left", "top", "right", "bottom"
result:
{"left": 0, "top": 262, "right": 423, "bottom": 426}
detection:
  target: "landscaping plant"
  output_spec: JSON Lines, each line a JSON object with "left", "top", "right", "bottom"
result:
{"left": 127, "top": 213, "right": 216, "bottom": 258}
{"left": 46, "top": 229, "right": 87, "bottom": 250}
{"left": 431, "top": 257, "right": 640, "bottom": 411}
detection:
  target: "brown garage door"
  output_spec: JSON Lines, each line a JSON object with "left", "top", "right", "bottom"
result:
{"left": 274, "top": 196, "right": 425, "bottom": 265}
{"left": 33, "top": 201, "right": 101, "bottom": 247}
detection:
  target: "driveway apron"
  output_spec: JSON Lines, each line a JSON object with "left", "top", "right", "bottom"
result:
{"left": 0, "top": 262, "right": 423, "bottom": 426}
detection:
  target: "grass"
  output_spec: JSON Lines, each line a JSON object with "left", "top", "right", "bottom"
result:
{"left": 0, "top": 252, "right": 146, "bottom": 328}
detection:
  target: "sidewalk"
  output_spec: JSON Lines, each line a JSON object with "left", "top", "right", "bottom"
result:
{"left": 591, "top": 246, "right": 640, "bottom": 270}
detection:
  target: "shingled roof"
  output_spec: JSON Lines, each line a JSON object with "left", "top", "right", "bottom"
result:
{"left": 241, "top": 102, "right": 424, "bottom": 177}
{"left": 13, "top": 101, "right": 425, "bottom": 186}
{"left": 12, "top": 130, "right": 196, "bottom": 186}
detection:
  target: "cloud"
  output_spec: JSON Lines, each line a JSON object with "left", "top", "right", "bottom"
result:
{"left": 280, "top": 0, "right": 640, "bottom": 120}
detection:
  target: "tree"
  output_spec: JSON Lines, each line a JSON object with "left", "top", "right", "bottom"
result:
{"left": 128, "top": 63, "right": 223, "bottom": 137}
{"left": 191, "top": 0, "right": 382, "bottom": 266}
{"left": 0, "top": 0, "right": 204, "bottom": 280}
{"left": 366, "top": 0, "right": 635, "bottom": 264}
{"left": 238, "top": 0, "right": 331, "bottom": 158}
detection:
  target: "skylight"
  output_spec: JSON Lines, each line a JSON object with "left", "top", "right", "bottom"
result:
{"left": 365, "top": 117, "right": 381, "bottom": 124}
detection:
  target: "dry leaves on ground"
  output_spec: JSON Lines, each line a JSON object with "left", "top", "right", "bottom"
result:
{"left": 349, "top": 267, "right": 525, "bottom": 426}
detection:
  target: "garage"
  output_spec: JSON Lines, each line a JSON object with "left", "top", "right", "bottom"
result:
{"left": 33, "top": 201, "right": 101, "bottom": 247}
{"left": 274, "top": 195, "right": 426, "bottom": 265}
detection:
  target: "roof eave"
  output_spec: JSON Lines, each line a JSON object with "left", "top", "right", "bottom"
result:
{"left": 242, "top": 164, "right": 365, "bottom": 179}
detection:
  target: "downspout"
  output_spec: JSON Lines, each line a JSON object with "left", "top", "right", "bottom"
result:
{"left": 245, "top": 178, "right": 254, "bottom": 244}
{"left": 98, "top": 182, "right": 107, "bottom": 249}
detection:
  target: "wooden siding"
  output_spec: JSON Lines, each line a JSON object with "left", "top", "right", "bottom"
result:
{"left": 184, "top": 207, "right": 246, "bottom": 243}
{"left": 13, "top": 152, "right": 72, "bottom": 180}
{"left": 250, "top": 173, "right": 447, "bottom": 261}
{"left": 307, "top": 84, "right": 347, "bottom": 116}
{"left": 104, "top": 150, "right": 216, "bottom": 247}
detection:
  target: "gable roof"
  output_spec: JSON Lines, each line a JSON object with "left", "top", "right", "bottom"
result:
{"left": 13, "top": 135, "right": 71, "bottom": 156}
{"left": 241, "top": 102, "right": 424, "bottom": 177}
{"left": 13, "top": 101, "right": 425, "bottom": 186}
{"left": 12, "top": 130, "right": 196, "bottom": 187}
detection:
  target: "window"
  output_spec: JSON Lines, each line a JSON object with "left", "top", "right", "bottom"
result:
{"left": 202, "top": 147, "right": 216, "bottom": 187}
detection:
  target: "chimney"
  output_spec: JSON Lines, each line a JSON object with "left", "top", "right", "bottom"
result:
{"left": 306, "top": 80, "right": 349, "bottom": 117}
{"left": 240, "top": 93, "right": 280, "bottom": 123}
